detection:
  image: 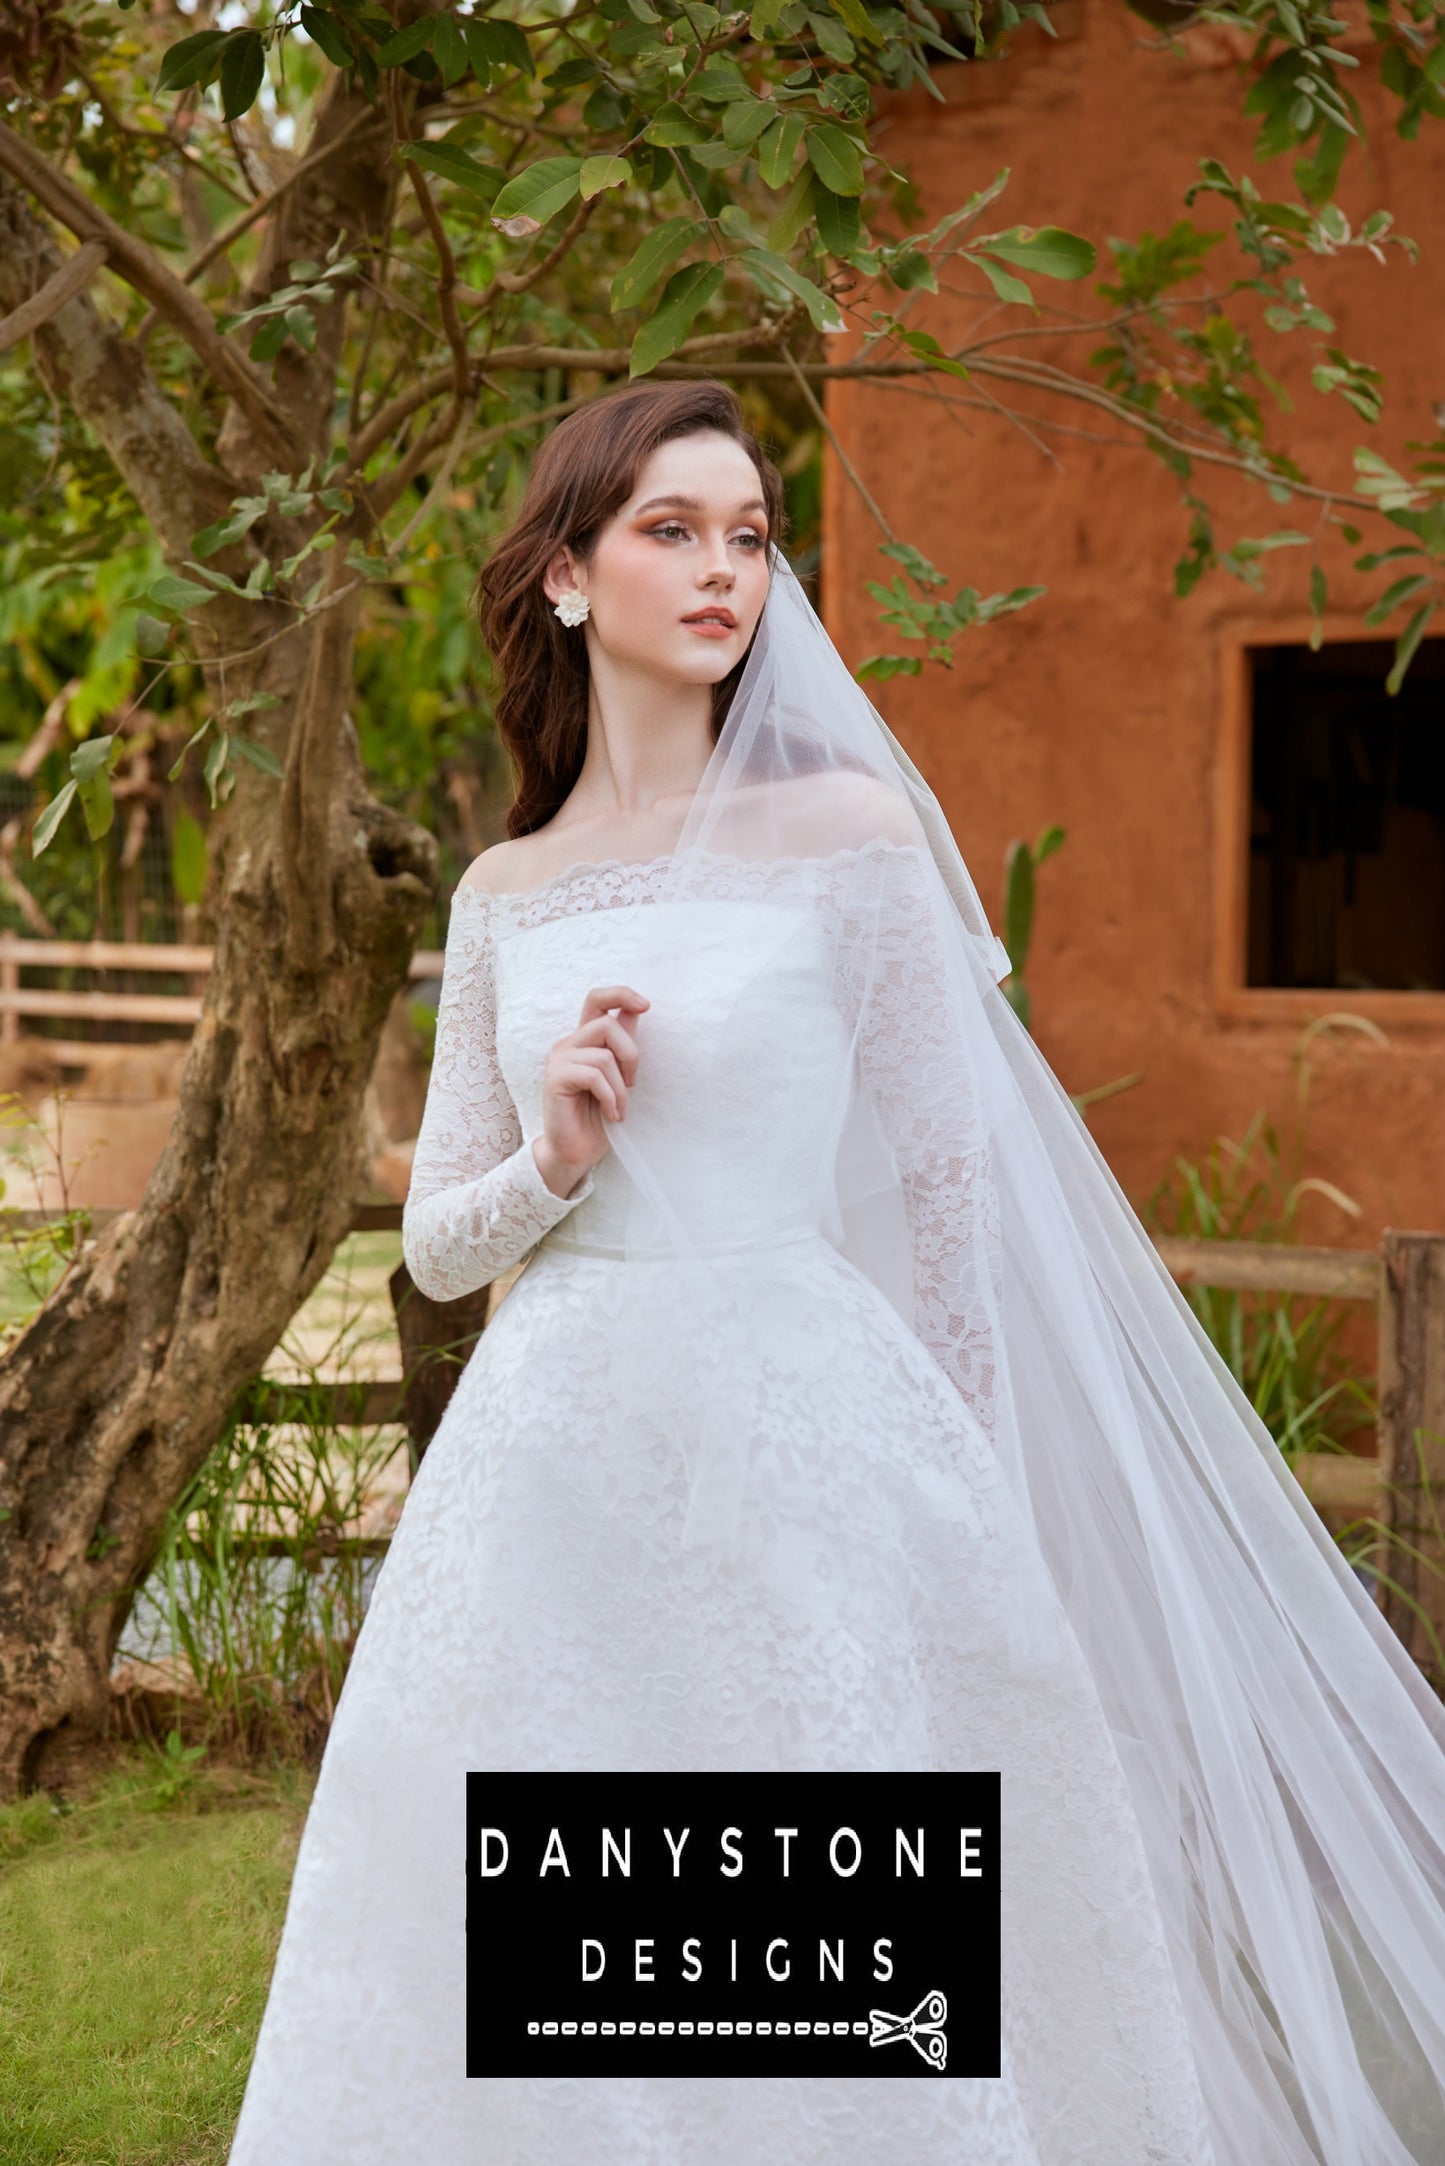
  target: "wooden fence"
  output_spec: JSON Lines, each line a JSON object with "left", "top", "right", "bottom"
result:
{"left": 0, "top": 934, "right": 444, "bottom": 1062}
{"left": 7, "top": 1201, "right": 1442, "bottom": 1680}
{"left": 1158, "top": 1229, "right": 1445, "bottom": 1680}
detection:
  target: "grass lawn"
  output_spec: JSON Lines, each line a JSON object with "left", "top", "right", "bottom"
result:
{"left": 0, "top": 1751, "right": 313, "bottom": 2166}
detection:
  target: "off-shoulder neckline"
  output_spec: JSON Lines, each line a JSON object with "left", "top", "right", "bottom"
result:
{"left": 451, "top": 834, "right": 930, "bottom": 913}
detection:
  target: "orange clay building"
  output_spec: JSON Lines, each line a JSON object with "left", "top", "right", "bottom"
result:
{"left": 821, "top": 0, "right": 1445, "bottom": 1252}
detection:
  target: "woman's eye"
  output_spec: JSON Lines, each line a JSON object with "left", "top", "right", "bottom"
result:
{"left": 650, "top": 523, "right": 766, "bottom": 547}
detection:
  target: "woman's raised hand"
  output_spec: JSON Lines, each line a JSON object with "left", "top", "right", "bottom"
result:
{"left": 531, "top": 985, "right": 650, "bottom": 1198}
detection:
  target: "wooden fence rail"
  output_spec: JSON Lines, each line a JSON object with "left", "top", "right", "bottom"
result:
{"left": 0, "top": 933, "right": 444, "bottom": 1056}
{"left": 4, "top": 1208, "right": 1442, "bottom": 1685}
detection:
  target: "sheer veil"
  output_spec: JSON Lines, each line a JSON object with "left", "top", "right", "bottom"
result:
{"left": 584, "top": 542, "right": 1445, "bottom": 2162}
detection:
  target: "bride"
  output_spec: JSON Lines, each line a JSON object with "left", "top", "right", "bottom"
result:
{"left": 227, "top": 379, "right": 1445, "bottom": 2164}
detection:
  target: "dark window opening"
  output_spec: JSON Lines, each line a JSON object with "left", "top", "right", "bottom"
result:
{"left": 1247, "top": 638, "right": 1445, "bottom": 992}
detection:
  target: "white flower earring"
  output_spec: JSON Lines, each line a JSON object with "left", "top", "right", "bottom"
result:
{"left": 554, "top": 589, "right": 590, "bottom": 628}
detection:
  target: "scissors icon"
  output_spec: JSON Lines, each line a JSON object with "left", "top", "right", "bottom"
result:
{"left": 867, "top": 1987, "right": 947, "bottom": 2071}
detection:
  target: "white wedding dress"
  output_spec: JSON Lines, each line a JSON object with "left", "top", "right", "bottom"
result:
{"left": 227, "top": 843, "right": 1218, "bottom": 2165}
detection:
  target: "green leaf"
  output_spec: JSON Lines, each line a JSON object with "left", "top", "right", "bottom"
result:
{"left": 462, "top": 16, "right": 532, "bottom": 75}
{"left": 401, "top": 140, "right": 505, "bottom": 200}
{"left": 490, "top": 156, "right": 583, "bottom": 233}
{"left": 250, "top": 315, "right": 290, "bottom": 363}
{"left": 629, "top": 261, "right": 725, "bottom": 378}
{"left": 72, "top": 734, "right": 118, "bottom": 842}
{"left": 190, "top": 505, "right": 265, "bottom": 559}
{"left": 893, "top": 326, "right": 970, "bottom": 381}
{"left": 284, "top": 304, "right": 317, "bottom": 353}
{"left": 738, "top": 248, "right": 843, "bottom": 333}
{"left": 219, "top": 29, "right": 265, "bottom": 120}
{"left": 580, "top": 155, "right": 633, "bottom": 200}
{"left": 723, "top": 98, "right": 775, "bottom": 153}
{"left": 767, "top": 166, "right": 815, "bottom": 255}
{"left": 1365, "top": 573, "right": 1432, "bottom": 627}
{"left": 203, "top": 730, "right": 231, "bottom": 809}
{"left": 134, "top": 612, "right": 171, "bottom": 658}
{"left": 167, "top": 718, "right": 213, "bottom": 784}
{"left": 974, "top": 225, "right": 1095, "bottom": 279}
{"left": 148, "top": 573, "right": 216, "bottom": 613}
{"left": 170, "top": 807, "right": 208, "bottom": 908}
{"left": 971, "top": 254, "right": 1035, "bottom": 308}
{"left": 375, "top": 16, "right": 435, "bottom": 64}
{"left": 879, "top": 540, "right": 948, "bottom": 590}
{"left": 299, "top": 8, "right": 351, "bottom": 68}
{"left": 32, "top": 779, "right": 78, "bottom": 857}
{"left": 156, "top": 29, "right": 227, "bottom": 94}
{"left": 1387, "top": 602, "right": 1435, "bottom": 695}
{"left": 806, "top": 7, "right": 855, "bottom": 63}
{"left": 432, "top": 13, "right": 467, "bottom": 86}
{"left": 887, "top": 247, "right": 936, "bottom": 293}
{"left": 758, "top": 114, "right": 804, "bottom": 190}
{"left": 643, "top": 104, "right": 708, "bottom": 147}
{"left": 805, "top": 123, "right": 865, "bottom": 198}
{"left": 814, "top": 185, "right": 862, "bottom": 259}
{"left": 610, "top": 218, "right": 705, "bottom": 312}
{"left": 832, "top": 0, "right": 883, "bottom": 49}
{"left": 230, "top": 735, "right": 285, "bottom": 780}
{"left": 855, "top": 654, "right": 922, "bottom": 681}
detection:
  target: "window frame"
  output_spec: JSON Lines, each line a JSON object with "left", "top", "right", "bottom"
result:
{"left": 1213, "top": 615, "right": 1445, "bottom": 1027}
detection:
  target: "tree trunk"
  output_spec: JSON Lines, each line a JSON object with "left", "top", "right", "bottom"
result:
{"left": 0, "top": 728, "right": 437, "bottom": 1796}
{"left": 0, "top": 82, "right": 433, "bottom": 1800}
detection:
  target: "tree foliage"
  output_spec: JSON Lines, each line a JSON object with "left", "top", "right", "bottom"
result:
{"left": 1, "top": 0, "right": 1441, "bottom": 893}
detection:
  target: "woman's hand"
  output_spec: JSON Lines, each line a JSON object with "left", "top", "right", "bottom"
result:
{"left": 532, "top": 984, "right": 650, "bottom": 1198}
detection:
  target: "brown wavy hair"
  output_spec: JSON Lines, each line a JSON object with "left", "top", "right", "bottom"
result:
{"left": 473, "top": 380, "right": 788, "bottom": 839}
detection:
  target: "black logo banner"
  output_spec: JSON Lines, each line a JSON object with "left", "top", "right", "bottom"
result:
{"left": 466, "top": 1771, "right": 1000, "bottom": 2078}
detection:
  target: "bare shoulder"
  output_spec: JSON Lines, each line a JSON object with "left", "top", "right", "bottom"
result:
{"left": 457, "top": 838, "right": 541, "bottom": 896}
{"left": 770, "top": 769, "right": 927, "bottom": 854}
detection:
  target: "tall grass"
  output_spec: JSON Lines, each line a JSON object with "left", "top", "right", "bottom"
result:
{"left": 1139, "top": 1012, "right": 1384, "bottom": 1468}
{"left": 117, "top": 1393, "right": 407, "bottom": 1767}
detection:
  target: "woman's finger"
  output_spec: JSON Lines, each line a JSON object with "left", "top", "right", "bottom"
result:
{"left": 570, "top": 1012, "right": 639, "bottom": 1081}
{"left": 569, "top": 1045, "right": 627, "bottom": 1108}
{"left": 556, "top": 1056, "right": 620, "bottom": 1124}
{"left": 557, "top": 1047, "right": 626, "bottom": 1120}
{"left": 577, "top": 984, "right": 650, "bottom": 1028}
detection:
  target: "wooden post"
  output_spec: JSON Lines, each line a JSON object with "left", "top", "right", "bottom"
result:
{"left": 0, "top": 934, "right": 18, "bottom": 1044}
{"left": 1377, "top": 1230, "right": 1445, "bottom": 1689}
{"left": 387, "top": 1259, "right": 492, "bottom": 1477}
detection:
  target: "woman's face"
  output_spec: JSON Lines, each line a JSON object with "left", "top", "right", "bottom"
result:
{"left": 546, "top": 430, "right": 773, "bottom": 687}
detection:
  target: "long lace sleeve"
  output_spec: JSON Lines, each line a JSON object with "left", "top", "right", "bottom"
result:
{"left": 401, "top": 889, "right": 594, "bottom": 1302}
{"left": 833, "top": 843, "right": 1006, "bottom": 1443}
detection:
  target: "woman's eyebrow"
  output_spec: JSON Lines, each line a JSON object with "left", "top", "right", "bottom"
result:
{"left": 632, "top": 493, "right": 768, "bottom": 517}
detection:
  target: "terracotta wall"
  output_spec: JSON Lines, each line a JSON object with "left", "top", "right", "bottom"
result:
{"left": 822, "top": 0, "right": 1445, "bottom": 1248}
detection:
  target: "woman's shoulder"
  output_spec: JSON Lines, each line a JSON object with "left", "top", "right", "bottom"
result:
{"left": 457, "top": 836, "right": 547, "bottom": 897}
{"left": 767, "top": 770, "right": 927, "bottom": 855}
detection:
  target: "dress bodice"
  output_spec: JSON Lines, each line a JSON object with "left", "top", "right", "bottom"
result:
{"left": 494, "top": 895, "right": 852, "bottom": 1254}
{"left": 401, "top": 840, "right": 1003, "bottom": 1450}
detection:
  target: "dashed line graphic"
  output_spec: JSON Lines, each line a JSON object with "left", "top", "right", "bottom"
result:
{"left": 524, "top": 1988, "right": 949, "bottom": 2068}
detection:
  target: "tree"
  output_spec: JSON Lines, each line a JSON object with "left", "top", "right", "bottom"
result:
{"left": 0, "top": 0, "right": 1441, "bottom": 1797}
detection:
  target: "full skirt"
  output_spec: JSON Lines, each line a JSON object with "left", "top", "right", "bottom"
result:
{"left": 227, "top": 1234, "right": 1215, "bottom": 2165}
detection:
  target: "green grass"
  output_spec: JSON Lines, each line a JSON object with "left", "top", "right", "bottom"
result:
{"left": 0, "top": 1751, "right": 312, "bottom": 2166}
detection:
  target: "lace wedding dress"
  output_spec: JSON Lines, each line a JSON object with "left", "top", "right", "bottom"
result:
{"left": 227, "top": 841, "right": 1218, "bottom": 2165}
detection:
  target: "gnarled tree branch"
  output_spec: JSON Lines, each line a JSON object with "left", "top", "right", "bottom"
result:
{"left": 0, "top": 119, "right": 292, "bottom": 450}
{"left": 0, "top": 180, "right": 234, "bottom": 559}
{"left": 217, "top": 81, "right": 396, "bottom": 472}
{"left": 0, "top": 238, "right": 106, "bottom": 357}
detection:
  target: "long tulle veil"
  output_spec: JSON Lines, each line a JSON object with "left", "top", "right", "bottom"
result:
{"left": 586, "top": 543, "right": 1445, "bottom": 2162}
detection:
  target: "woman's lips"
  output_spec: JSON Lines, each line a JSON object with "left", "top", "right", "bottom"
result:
{"left": 683, "top": 618, "right": 735, "bottom": 637}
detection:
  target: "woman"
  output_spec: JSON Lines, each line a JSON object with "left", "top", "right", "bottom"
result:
{"left": 228, "top": 380, "right": 1445, "bottom": 2164}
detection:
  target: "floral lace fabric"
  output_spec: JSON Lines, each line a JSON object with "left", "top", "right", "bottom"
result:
{"left": 228, "top": 843, "right": 1215, "bottom": 2165}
